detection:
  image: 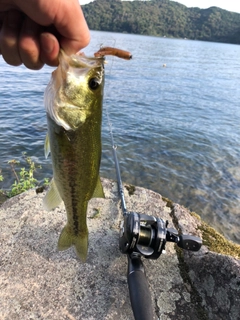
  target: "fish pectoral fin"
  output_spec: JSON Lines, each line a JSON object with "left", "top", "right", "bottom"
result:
{"left": 92, "top": 176, "right": 105, "bottom": 198}
{"left": 58, "top": 226, "right": 88, "bottom": 262}
{"left": 44, "top": 133, "right": 51, "bottom": 159}
{"left": 43, "top": 178, "right": 63, "bottom": 211}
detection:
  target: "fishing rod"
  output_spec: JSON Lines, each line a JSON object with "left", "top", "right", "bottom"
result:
{"left": 111, "top": 143, "right": 202, "bottom": 320}
{"left": 104, "top": 49, "right": 202, "bottom": 319}
{"left": 111, "top": 144, "right": 154, "bottom": 319}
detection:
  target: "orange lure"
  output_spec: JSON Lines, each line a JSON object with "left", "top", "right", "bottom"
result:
{"left": 94, "top": 47, "right": 132, "bottom": 60}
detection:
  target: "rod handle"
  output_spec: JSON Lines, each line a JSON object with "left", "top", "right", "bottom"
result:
{"left": 127, "top": 256, "right": 154, "bottom": 320}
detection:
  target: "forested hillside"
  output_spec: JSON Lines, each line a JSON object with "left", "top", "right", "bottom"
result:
{"left": 82, "top": 0, "right": 240, "bottom": 44}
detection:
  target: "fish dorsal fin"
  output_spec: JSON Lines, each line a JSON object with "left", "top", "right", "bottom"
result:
{"left": 44, "top": 133, "right": 51, "bottom": 159}
{"left": 92, "top": 176, "right": 105, "bottom": 198}
{"left": 43, "top": 178, "right": 63, "bottom": 211}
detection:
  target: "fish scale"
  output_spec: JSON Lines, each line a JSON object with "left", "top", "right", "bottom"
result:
{"left": 44, "top": 51, "right": 105, "bottom": 261}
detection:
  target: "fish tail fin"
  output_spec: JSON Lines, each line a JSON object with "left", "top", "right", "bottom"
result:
{"left": 58, "top": 225, "right": 88, "bottom": 262}
{"left": 73, "top": 233, "right": 88, "bottom": 262}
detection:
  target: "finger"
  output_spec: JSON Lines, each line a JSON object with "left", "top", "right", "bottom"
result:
{"left": 18, "top": 17, "right": 44, "bottom": 70}
{"left": 9, "top": 0, "right": 90, "bottom": 54}
{"left": 53, "top": 1, "right": 90, "bottom": 54}
{"left": 0, "top": 10, "right": 23, "bottom": 66}
{"left": 40, "top": 32, "right": 59, "bottom": 67}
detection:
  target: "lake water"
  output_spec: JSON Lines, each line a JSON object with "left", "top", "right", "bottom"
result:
{"left": 1, "top": 31, "right": 240, "bottom": 244}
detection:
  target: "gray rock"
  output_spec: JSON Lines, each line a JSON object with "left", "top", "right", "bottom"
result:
{"left": 0, "top": 178, "right": 239, "bottom": 320}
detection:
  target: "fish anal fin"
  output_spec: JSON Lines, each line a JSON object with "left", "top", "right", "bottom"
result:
{"left": 43, "top": 178, "right": 62, "bottom": 211}
{"left": 92, "top": 176, "right": 105, "bottom": 199}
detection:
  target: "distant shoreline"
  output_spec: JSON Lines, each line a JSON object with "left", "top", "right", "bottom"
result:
{"left": 82, "top": 0, "right": 240, "bottom": 45}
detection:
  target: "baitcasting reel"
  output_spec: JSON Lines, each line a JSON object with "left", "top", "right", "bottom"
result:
{"left": 119, "top": 212, "right": 202, "bottom": 259}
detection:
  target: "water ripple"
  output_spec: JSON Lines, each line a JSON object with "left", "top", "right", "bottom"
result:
{"left": 0, "top": 31, "right": 240, "bottom": 243}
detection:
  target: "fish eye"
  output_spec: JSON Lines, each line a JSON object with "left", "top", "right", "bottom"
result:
{"left": 89, "top": 78, "right": 100, "bottom": 90}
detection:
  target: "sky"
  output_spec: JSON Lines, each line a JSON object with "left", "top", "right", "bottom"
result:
{"left": 79, "top": 0, "right": 240, "bottom": 14}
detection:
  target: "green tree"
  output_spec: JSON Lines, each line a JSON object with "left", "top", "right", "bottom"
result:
{"left": 82, "top": 0, "right": 240, "bottom": 44}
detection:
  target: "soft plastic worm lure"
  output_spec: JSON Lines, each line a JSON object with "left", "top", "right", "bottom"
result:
{"left": 94, "top": 47, "right": 132, "bottom": 60}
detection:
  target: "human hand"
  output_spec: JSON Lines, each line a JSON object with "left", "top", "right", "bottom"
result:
{"left": 0, "top": 0, "right": 90, "bottom": 69}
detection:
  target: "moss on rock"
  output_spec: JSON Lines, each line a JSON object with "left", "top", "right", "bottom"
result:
{"left": 199, "top": 221, "right": 240, "bottom": 259}
{"left": 125, "top": 184, "right": 136, "bottom": 196}
{"left": 190, "top": 211, "right": 240, "bottom": 259}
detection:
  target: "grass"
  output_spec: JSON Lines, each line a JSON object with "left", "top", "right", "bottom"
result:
{"left": 0, "top": 153, "right": 49, "bottom": 201}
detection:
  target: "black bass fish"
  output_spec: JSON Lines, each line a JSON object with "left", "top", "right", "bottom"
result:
{"left": 44, "top": 50, "right": 105, "bottom": 261}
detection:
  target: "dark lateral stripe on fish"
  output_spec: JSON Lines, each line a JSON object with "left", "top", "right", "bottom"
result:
{"left": 71, "top": 195, "right": 82, "bottom": 235}
{"left": 94, "top": 47, "right": 132, "bottom": 60}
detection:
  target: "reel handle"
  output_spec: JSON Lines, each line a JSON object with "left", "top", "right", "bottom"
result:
{"left": 167, "top": 228, "right": 202, "bottom": 251}
{"left": 127, "top": 255, "right": 154, "bottom": 320}
{"left": 177, "top": 234, "right": 202, "bottom": 251}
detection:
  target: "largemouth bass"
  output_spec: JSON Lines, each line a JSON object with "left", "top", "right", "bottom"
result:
{"left": 44, "top": 50, "right": 105, "bottom": 261}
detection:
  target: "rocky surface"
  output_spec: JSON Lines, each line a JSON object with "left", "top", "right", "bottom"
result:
{"left": 0, "top": 178, "right": 239, "bottom": 320}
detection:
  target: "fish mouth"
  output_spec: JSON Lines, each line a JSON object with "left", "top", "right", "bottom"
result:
{"left": 60, "top": 50, "right": 105, "bottom": 69}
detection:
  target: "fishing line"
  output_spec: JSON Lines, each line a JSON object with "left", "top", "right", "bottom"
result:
{"left": 95, "top": 41, "right": 117, "bottom": 148}
{"left": 98, "top": 49, "right": 203, "bottom": 320}
{"left": 103, "top": 54, "right": 128, "bottom": 216}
